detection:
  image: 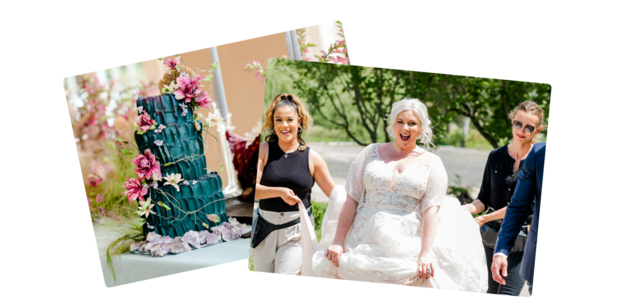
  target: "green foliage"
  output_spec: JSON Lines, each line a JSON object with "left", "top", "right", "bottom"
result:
{"left": 266, "top": 59, "right": 551, "bottom": 148}
{"left": 446, "top": 174, "right": 473, "bottom": 205}
{"left": 311, "top": 201, "right": 328, "bottom": 243}
{"left": 248, "top": 255, "right": 255, "bottom": 271}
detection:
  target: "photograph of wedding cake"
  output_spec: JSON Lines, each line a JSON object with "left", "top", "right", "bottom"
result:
{"left": 125, "top": 72, "right": 245, "bottom": 255}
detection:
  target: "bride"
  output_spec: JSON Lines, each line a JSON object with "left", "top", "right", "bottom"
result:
{"left": 312, "top": 98, "right": 488, "bottom": 292}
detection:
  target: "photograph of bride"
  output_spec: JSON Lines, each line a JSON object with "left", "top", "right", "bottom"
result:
{"left": 251, "top": 58, "right": 550, "bottom": 296}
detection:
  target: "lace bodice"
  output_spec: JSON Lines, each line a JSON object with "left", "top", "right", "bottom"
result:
{"left": 345, "top": 144, "right": 448, "bottom": 215}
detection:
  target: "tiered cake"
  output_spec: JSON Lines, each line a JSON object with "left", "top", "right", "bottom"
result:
{"left": 134, "top": 93, "right": 228, "bottom": 238}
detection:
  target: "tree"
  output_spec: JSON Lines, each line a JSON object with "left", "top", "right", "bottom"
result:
{"left": 273, "top": 59, "right": 550, "bottom": 148}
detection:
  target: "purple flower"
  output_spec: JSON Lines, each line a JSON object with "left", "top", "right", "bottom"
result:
{"left": 154, "top": 140, "right": 163, "bottom": 147}
{"left": 135, "top": 112, "right": 157, "bottom": 133}
{"left": 123, "top": 177, "right": 148, "bottom": 204}
{"left": 179, "top": 103, "right": 188, "bottom": 116}
{"left": 87, "top": 197, "right": 91, "bottom": 205}
{"left": 151, "top": 182, "right": 158, "bottom": 189}
{"left": 137, "top": 106, "right": 144, "bottom": 113}
{"left": 131, "top": 149, "right": 162, "bottom": 181}
{"left": 183, "top": 180, "right": 190, "bottom": 186}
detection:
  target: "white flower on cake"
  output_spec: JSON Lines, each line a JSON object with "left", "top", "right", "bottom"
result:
{"left": 137, "top": 197, "right": 157, "bottom": 218}
{"left": 137, "top": 106, "right": 144, "bottom": 113}
{"left": 163, "top": 173, "right": 184, "bottom": 191}
{"left": 192, "top": 180, "right": 198, "bottom": 185}
{"left": 154, "top": 140, "right": 163, "bottom": 146}
{"left": 154, "top": 124, "right": 166, "bottom": 134}
{"left": 183, "top": 180, "right": 190, "bottom": 186}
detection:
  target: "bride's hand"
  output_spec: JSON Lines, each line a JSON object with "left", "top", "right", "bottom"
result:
{"left": 417, "top": 251, "right": 435, "bottom": 279}
{"left": 325, "top": 244, "right": 344, "bottom": 267}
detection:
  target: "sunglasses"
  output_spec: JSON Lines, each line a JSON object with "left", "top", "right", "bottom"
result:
{"left": 512, "top": 120, "right": 536, "bottom": 134}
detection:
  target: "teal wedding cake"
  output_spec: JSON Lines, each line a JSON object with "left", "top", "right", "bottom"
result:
{"left": 134, "top": 93, "right": 228, "bottom": 238}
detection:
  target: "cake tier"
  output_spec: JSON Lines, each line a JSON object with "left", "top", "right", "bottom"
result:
{"left": 144, "top": 172, "right": 228, "bottom": 238}
{"left": 135, "top": 94, "right": 207, "bottom": 181}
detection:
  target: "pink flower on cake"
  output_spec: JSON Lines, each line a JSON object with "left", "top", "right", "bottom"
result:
{"left": 195, "top": 91, "right": 213, "bottom": 109}
{"left": 96, "top": 194, "right": 104, "bottom": 203}
{"left": 164, "top": 57, "right": 181, "bottom": 72}
{"left": 131, "top": 149, "right": 162, "bottom": 181}
{"left": 135, "top": 112, "right": 157, "bottom": 133}
{"left": 174, "top": 75, "right": 203, "bottom": 103}
{"left": 123, "top": 177, "right": 148, "bottom": 204}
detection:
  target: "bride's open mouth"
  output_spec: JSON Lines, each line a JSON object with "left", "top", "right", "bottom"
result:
{"left": 280, "top": 129, "right": 291, "bottom": 136}
{"left": 399, "top": 132, "right": 410, "bottom": 141}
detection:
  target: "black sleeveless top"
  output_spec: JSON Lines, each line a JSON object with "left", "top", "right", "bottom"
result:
{"left": 259, "top": 142, "right": 314, "bottom": 212}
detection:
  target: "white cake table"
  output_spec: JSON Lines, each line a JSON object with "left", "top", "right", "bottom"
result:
{"left": 100, "top": 238, "right": 250, "bottom": 287}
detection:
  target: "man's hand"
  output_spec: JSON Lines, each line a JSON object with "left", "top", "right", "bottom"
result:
{"left": 491, "top": 255, "right": 508, "bottom": 285}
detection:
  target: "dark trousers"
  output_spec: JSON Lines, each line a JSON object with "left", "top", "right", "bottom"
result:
{"left": 484, "top": 245, "right": 526, "bottom": 295}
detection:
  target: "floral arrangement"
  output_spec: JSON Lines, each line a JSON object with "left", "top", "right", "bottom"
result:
{"left": 243, "top": 21, "right": 349, "bottom": 82}
{"left": 226, "top": 122, "right": 261, "bottom": 202}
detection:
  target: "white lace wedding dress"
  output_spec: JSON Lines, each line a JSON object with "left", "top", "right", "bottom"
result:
{"left": 312, "top": 144, "right": 488, "bottom": 292}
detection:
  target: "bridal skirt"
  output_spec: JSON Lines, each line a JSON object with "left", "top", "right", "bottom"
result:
{"left": 312, "top": 188, "right": 488, "bottom": 292}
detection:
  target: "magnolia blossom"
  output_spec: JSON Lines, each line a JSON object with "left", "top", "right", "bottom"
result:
{"left": 163, "top": 173, "right": 184, "bottom": 192}
{"left": 205, "top": 111, "right": 223, "bottom": 128}
{"left": 194, "top": 91, "right": 213, "bottom": 109}
{"left": 135, "top": 112, "right": 157, "bottom": 133}
{"left": 174, "top": 75, "right": 203, "bottom": 103}
{"left": 123, "top": 177, "right": 148, "bottom": 204}
{"left": 164, "top": 57, "right": 181, "bottom": 72}
{"left": 131, "top": 149, "right": 162, "bottom": 181}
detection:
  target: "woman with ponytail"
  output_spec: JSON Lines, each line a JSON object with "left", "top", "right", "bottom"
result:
{"left": 251, "top": 93, "right": 336, "bottom": 274}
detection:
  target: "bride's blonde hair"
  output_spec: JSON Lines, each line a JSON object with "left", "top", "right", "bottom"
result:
{"left": 386, "top": 98, "right": 434, "bottom": 148}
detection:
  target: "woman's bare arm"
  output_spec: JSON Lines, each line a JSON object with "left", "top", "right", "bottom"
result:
{"left": 464, "top": 199, "right": 486, "bottom": 214}
{"left": 309, "top": 149, "right": 336, "bottom": 198}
